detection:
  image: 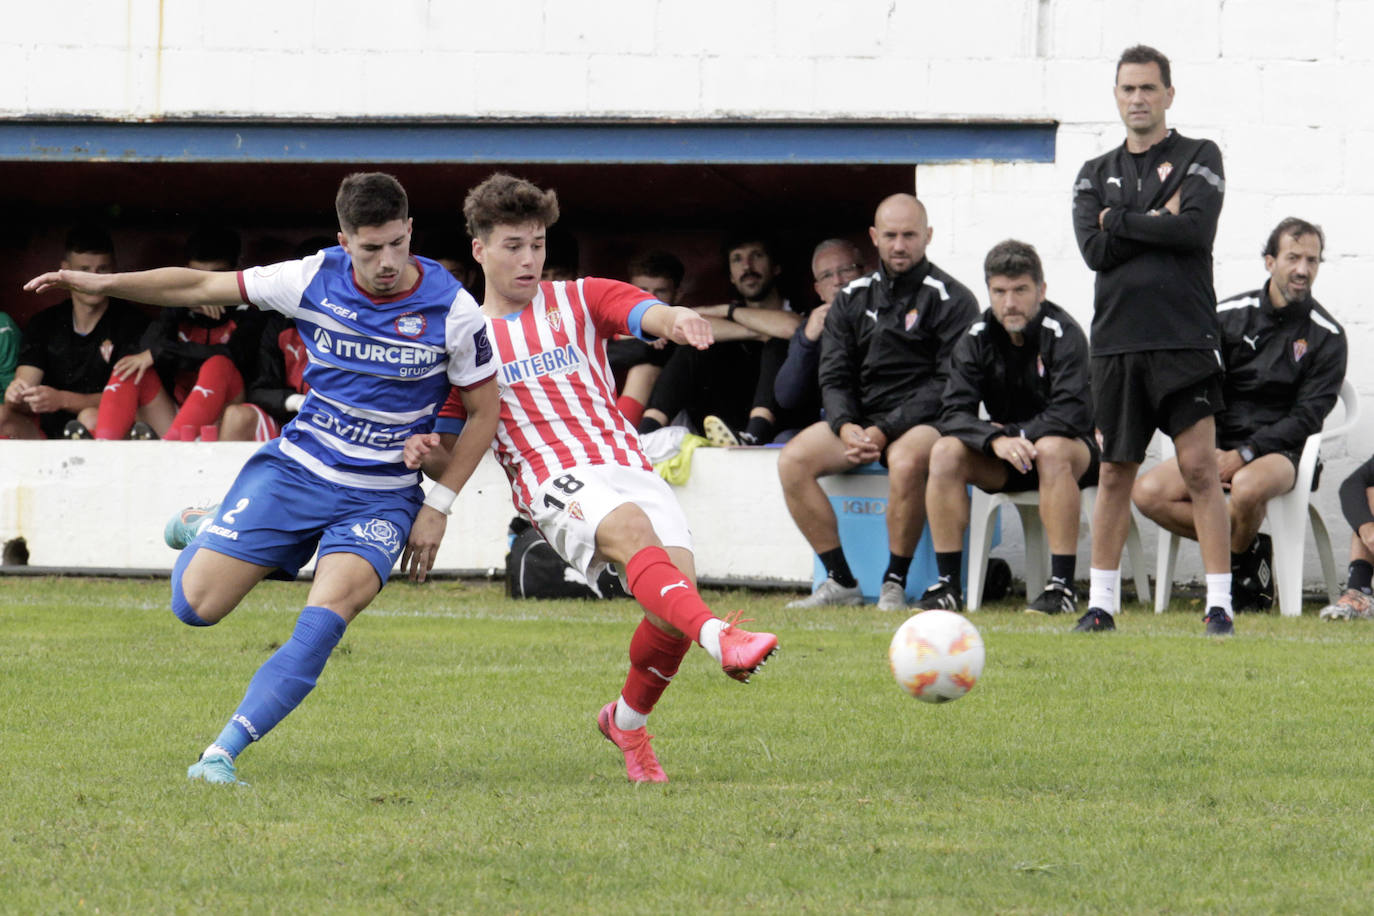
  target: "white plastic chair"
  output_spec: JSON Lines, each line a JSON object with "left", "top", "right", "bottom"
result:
{"left": 965, "top": 485, "right": 1151, "bottom": 611}
{"left": 1153, "top": 379, "right": 1360, "bottom": 616}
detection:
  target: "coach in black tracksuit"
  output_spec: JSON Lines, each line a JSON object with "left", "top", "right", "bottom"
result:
{"left": 916, "top": 241, "right": 1097, "bottom": 617}
{"left": 779, "top": 194, "right": 978, "bottom": 612}
{"left": 1134, "top": 217, "right": 1346, "bottom": 611}
{"left": 1070, "top": 44, "right": 1235, "bottom": 635}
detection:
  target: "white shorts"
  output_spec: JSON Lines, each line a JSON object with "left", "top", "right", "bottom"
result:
{"left": 528, "top": 463, "right": 693, "bottom": 581}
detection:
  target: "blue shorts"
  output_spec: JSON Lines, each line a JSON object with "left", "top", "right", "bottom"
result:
{"left": 191, "top": 447, "right": 423, "bottom": 587}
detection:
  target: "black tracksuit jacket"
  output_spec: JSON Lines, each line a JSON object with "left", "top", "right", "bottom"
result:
{"left": 1215, "top": 282, "right": 1346, "bottom": 457}
{"left": 818, "top": 259, "right": 978, "bottom": 441}
{"left": 936, "top": 301, "right": 1094, "bottom": 452}
{"left": 1072, "top": 130, "right": 1225, "bottom": 354}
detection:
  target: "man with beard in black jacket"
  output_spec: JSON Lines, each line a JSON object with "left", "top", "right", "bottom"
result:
{"left": 1134, "top": 218, "right": 1345, "bottom": 612}
{"left": 919, "top": 240, "right": 1097, "bottom": 616}
{"left": 1072, "top": 44, "right": 1233, "bottom": 635}
{"left": 778, "top": 193, "right": 978, "bottom": 612}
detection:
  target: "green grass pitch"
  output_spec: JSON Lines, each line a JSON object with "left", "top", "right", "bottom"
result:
{"left": 4, "top": 575, "right": 1374, "bottom": 913}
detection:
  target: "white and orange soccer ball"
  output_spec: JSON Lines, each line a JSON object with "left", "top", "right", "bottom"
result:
{"left": 888, "top": 610, "right": 985, "bottom": 703}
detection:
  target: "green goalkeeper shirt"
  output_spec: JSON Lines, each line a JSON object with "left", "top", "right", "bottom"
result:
{"left": 0, "top": 312, "right": 19, "bottom": 391}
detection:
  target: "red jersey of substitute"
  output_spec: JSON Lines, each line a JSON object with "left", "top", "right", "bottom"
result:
{"left": 437, "top": 277, "right": 660, "bottom": 513}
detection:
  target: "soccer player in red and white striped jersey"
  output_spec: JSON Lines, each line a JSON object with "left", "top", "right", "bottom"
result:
{"left": 407, "top": 173, "right": 779, "bottom": 783}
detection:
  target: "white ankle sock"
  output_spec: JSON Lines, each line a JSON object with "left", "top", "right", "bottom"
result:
{"left": 614, "top": 697, "right": 648, "bottom": 731}
{"left": 203, "top": 743, "right": 233, "bottom": 761}
{"left": 698, "top": 618, "right": 725, "bottom": 663}
{"left": 1088, "top": 568, "right": 1120, "bottom": 614}
{"left": 1206, "top": 573, "right": 1233, "bottom": 618}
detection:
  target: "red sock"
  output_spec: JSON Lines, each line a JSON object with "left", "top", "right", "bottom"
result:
{"left": 625, "top": 546, "right": 716, "bottom": 643}
{"left": 619, "top": 618, "right": 692, "bottom": 715}
{"left": 94, "top": 370, "right": 160, "bottom": 439}
{"left": 616, "top": 394, "right": 645, "bottom": 427}
{"left": 168, "top": 355, "right": 243, "bottom": 433}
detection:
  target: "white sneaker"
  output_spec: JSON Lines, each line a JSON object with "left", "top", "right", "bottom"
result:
{"left": 786, "top": 577, "right": 863, "bottom": 608}
{"left": 877, "top": 580, "right": 909, "bottom": 612}
{"left": 1319, "top": 588, "right": 1374, "bottom": 621}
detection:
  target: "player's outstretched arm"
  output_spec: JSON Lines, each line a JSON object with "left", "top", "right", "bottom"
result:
{"left": 24, "top": 267, "right": 244, "bottom": 309}
{"left": 402, "top": 377, "right": 500, "bottom": 583}
{"left": 641, "top": 304, "right": 713, "bottom": 350}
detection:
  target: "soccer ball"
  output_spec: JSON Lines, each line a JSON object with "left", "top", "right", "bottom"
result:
{"left": 888, "top": 610, "right": 985, "bottom": 703}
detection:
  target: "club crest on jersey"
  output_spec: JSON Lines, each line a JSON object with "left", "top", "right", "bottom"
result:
{"left": 394, "top": 312, "right": 426, "bottom": 338}
{"left": 351, "top": 518, "right": 402, "bottom": 555}
{"left": 568, "top": 501, "right": 585, "bottom": 521}
{"left": 904, "top": 308, "right": 919, "bottom": 331}
{"left": 545, "top": 308, "right": 562, "bottom": 332}
{"left": 1157, "top": 162, "right": 1173, "bottom": 182}
{"left": 1036, "top": 354, "right": 1046, "bottom": 377}
{"left": 1293, "top": 339, "right": 1308, "bottom": 362}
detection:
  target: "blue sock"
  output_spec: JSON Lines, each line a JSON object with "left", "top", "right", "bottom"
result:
{"left": 171, "top": 546, "right": 211, "bottom": 626}
{"left": 212, "top": 606, "right": 347, "bottom": 758}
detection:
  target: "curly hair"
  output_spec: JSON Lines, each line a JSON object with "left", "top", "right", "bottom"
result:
{"left": 463, "top": 173, "right": 560, "bottom": 240}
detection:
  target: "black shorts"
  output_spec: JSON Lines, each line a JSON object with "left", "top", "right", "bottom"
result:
{"left": 993, "top": 435, "right": 1102, "bottom": 494}
{"left": 1219, "top": 441, "right": 1320, "bottom": 491}
{"left": 1092, "top": 349, "right": 1224, "bottom": 463}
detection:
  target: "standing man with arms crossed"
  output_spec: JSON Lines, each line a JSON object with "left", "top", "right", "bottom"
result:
{"left": 410, "top": 174, "right": 778, "bottom": 784}
{"left": 1072, "top": 45, "right": 1233, "bottom": 635}
{"left": 26, "top": 173, "right": 501, "bottom": 784}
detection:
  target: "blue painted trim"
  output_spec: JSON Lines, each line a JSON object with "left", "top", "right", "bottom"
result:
{"left": 2, "top": 119, "right": 1056, "bottom": 164}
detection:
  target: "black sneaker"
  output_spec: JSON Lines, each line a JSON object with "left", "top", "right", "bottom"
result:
{"left": 1072, "top": 607, "right": 1115, "bottom": 632}
{"left": 1026, "top": 581, "right": 1078, "bottom": 616}
{"left": 915, "top": 579, "right": 963, "bottom": 612}
{"left": 1204, "top": 606, "right": 1234, "bottom": 636}
{"left": 63, "top": 419, "right": 92, "bottom": 440}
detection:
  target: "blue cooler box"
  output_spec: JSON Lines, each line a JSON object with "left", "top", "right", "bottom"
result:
{"left": 812, "top": 464, "right": 998, "bottom": 602}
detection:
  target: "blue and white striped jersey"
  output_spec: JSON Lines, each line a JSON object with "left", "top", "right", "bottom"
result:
{"left": 238, "top": 247, "right": 494, "bottom": 490}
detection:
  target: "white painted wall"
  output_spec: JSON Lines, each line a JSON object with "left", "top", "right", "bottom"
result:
{"left": 4, "top": 0, "right": 1369, "bottom": 585}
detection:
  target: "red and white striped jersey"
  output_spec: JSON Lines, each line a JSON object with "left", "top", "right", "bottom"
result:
{"left": 439, "top": 277, "right": 661, "bottom": 513}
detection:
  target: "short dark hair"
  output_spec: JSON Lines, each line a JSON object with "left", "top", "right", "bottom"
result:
{"left": 628, "top": 250, "right": 685, "bottom": 287}
{"left": 983, "top": 239, "right": 1044, "bottom": 287}
{"left": 463, "top": 172, "right": 560, "bottom": 240}
{"left": 720, "top": 229, "right": 777, "bottom": 264}
{"left": 1117, "top": 44, "right": 1172, "bottom": 88}
{"left": 64, "top": 225, "right": 114, "bottom": 258}
{"left": 335, "top": 172, "right": 409, "bottom": 234}
{"left": 1263, "top": 217, "right": 1325, "bottom": 260}
{"left": 184, "top": 226, "right": 241, "bottom": 267}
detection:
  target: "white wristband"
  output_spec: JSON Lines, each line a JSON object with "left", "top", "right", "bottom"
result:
{"left": 423, "top": 483, "right": 458, "bottom": 515}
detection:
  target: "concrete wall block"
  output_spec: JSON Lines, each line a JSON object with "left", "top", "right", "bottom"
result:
{"left": 1221, "top": 0, "right": 1337, "bottom": 60}
{"left": 655, "top": 0, "right": 776, "bottom": 57}
{"left": 246, "top": 51, "right": 355, "bottom": 116}
{"left": 474, "top": 52, "right": 590, "bottom": 114}
{"left": 544, "top": 0, "right": 655, "bottom": 54}
{"left": 1343, "top": 130, "right": 1374, "bottom": 192}
{"left": 699, "top": 55, "right": 815, "bottom": 114}
{"left": 26, "top": 46, "right": 131, "bottom": 114}
{"left": 351, "top": 51, "right": 479, "bottom": 117}
{"left": 199, "top": 0, "right": 316, "bottom": 52}
{"left": 1100, "top": 1, "right": 1222, "bottom": 64}
{"left": 776, "top": 1, "right": 902, "bottom": 58}
{"left": 888, "top": 0, "right": 1032, "bottom": 61}
{"left": 1043, "top": 59, "right": 1119, "bottom": 124}
{"left": 1260, "top": 60, "right": 1364, "bottom": 127}
{"left": 312, "top": 0, "right": 428, "bottom": 53}
{"left": 1222, "top": 125, "right": 1343, "bottom": 197}
{"left": 924, "top": 59, "right": 1046, "bottom": 117}
{"left": 1171, "top": 60, "right": 1258, "bottom": 125}
{"left": 811, "top": 56, "right": 929, "bottom": 115}
{"left": 158, "top": 0, "right": 205, "bottom": 51}
{"left": 158, "top": 49, "right": 257, "bottom": 114}
{"left": 1040, "top": 0, "right": 1106, "bottom": 60}
{"left": 426, "top": 0, "right": 545, "bottom": 54}
{"left": 587, "top": 54, "right": 701, "bottom": 114}
{"left": 0, "top": 48, "right": 27, "bottom": 111}
{"left": 1338, "top": 0, "right": 1374, "bottom": 60}
{"left": 24, "top": 0, "right": 129, "bottom": 50}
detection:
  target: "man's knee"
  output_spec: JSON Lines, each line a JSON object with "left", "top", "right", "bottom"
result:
{"left": 928, "top": 436, "right": 971, "bottom": 482}
{"left": 1177, "top": 452, "right": 1220, "bottom": 494}
{"left": 887, "top": 428, "right": 938, "bottom": 481}
{"left": 777, "top": 426, "right": 832, "bottom": 486}
{"left": 1033, "top": 436, "right": 1078, "bottom": 475}
{"left": 170, "top": 547, "right": 213, "bottom": 627}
